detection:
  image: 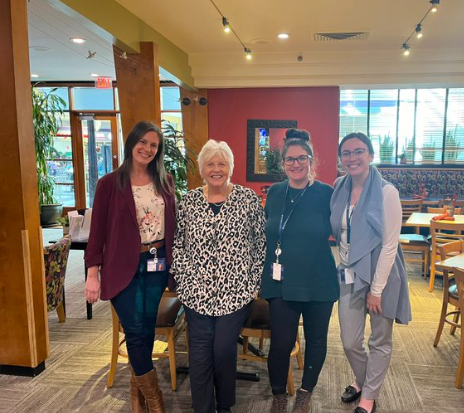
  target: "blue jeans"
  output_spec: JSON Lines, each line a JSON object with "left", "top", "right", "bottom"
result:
{"left": 111, "top": 249, "right": 168, "bottom": 376}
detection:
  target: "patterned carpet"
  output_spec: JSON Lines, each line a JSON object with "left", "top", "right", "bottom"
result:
{"left": 0, "top": 228, "right": 463, "bottom": 412}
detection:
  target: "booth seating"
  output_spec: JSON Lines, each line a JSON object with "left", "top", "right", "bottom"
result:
{"left": 107, "top": 293, "right": 187, "bottom": 391}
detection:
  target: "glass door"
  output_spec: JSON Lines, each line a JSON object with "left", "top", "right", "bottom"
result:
{"left": 80, "top": 115, "right": 119, "bottom": 207}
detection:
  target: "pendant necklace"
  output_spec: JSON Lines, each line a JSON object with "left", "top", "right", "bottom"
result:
{"left": 289, "top": 185, "right": 309, "bottom": 203}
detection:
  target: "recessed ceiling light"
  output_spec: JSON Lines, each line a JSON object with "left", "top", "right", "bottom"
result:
{"left": 90, "top": 73, "right": 99, "bottom": 77}
{"left": 277, "top": 33, "right": 290, "bottom": 39}
{"left": 70, "top": 37, "right": 86, "bottom": 44}
{"left": 31, "top": 74, "right": 39, "bottom": 78}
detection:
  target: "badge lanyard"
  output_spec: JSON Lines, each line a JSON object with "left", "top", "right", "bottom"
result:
{"left": 275, "top": 183, "right": 308, "bottom": 263}
{"left": 346, "top": 189, "right": 355, "bottom": 247}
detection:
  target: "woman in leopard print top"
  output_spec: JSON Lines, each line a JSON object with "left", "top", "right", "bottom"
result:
{"left": 171, "top": 140, "right": 265, "bottom": 413}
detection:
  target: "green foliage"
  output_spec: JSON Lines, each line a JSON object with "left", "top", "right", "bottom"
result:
{"left": 379, "top": 135, "right": 394, "bottom": 163}
{"left": 265, "top": 149, "right": 283, "bottom": 175}
{"left": 161, "top": 122, "right": 196, "bottom": 201}
{"left": 420, "top": 142, "right": 436, "bottom": 162}
{"left": 444, "top": 129, "right": 461, "bottom": 161}
{"left": 32, "top": 87, "right": 65, "bottom": 205}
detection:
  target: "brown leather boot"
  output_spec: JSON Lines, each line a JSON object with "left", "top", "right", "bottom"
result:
{"left": 130, "top": 368, "right": 147, "bottom": 413}
{"left": 292, "top": 389, "right": 312, "bottom": 413}
{"left": 270, "top": 393, "right": 288, "bottom": 413}
{"left": 134, "top": 368, "right": 165, "bottom": 413}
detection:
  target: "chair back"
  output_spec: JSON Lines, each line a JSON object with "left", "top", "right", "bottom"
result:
{"left": 455, "top": 267, "right": 464, "bottom": 312}
{"left": 400, "top": 200, "right": 423, "bottom": 223}
{"left": 451, "top": 267, "right": 464, "bottom": 388}
{"left": 44, "top": 236, "right": 71, "bottom": 312}
{"left": 431, "top": 221, "right": 464, "bottom": 248}
{"left": 439, "top": 199, "right": 464, "bottom": 208}
{"left": 428, "top": 207, "right": 463, "bottom": 215}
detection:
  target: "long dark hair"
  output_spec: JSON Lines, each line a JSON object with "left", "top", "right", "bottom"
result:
{"left": 116, "top": 121, "right": 172, "bottom": 194}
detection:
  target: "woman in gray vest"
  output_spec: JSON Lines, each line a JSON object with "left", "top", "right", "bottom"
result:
{"left": 330, "top": 132, "right": 411, "bottom": 413}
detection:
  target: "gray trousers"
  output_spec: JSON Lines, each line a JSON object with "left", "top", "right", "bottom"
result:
{"left": 339, "top": 282, "right": 394, "bottom": 400}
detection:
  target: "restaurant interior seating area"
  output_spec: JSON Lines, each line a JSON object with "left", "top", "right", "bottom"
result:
{"left": 1, "top": 1, "right": 464, "bottom": 412}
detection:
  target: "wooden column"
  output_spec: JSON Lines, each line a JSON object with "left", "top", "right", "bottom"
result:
{"left": 113, "top": 42, "right": 161, "bottom": 140}
{"left": 180, "top": 88, "right": 209, "bottom": 189}
{"left": 0, "top": 0, "right": 49, "bottom": 375}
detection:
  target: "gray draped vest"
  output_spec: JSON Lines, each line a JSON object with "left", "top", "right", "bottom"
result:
{"left": 330, "top": 167, "right": 412, "bottom": 325}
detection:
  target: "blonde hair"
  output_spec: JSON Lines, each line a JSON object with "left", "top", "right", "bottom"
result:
{"left": 198, "top": 139, "right": 234, "bottom": 182}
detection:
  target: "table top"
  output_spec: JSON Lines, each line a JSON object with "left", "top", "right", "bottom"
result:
{"left": 405, "top": 213, "right": 464, "bottom": 227}
{"left": 50, "top": 238, "right": 87, "bottom": 250}
{"left": 435, "top": 253, "right": 464, "bottom": 272}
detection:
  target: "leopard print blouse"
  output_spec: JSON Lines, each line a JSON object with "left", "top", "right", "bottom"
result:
{"left": 170, "top": 185, "right": 266, "bottom": 316}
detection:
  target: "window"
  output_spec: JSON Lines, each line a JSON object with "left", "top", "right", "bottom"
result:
{"left": 161, "top": 86, "right": 182, "bottom": 130}
{"left": 339, "top": 88, "right": 464, "bottom": 166}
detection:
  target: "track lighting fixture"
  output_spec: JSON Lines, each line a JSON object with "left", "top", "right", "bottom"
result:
{"left": 245, "top": 48, "right": 252, "bottom": 60}
{"left": 402, "top": 43, "right": 410, "bottom": 56}
{"left": 222, "top": 17, "right": 230, "bottom": 33}
{"left": 400, "top": 0, "right": 443, "bottom": 55}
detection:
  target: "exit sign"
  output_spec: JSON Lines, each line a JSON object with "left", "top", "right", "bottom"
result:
{"left": 95, "top": 77, "right": 112, "bottom": 89}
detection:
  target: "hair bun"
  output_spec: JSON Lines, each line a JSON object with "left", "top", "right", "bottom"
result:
{"left": 285, "top": 128, "right": 310, "bottom": 142}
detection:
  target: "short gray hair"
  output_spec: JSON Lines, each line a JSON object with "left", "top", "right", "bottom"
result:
{"left": 198, "top": 139, "right": 234, "bottom": 181}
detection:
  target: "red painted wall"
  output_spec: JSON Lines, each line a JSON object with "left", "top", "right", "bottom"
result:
{"left": 207, "top": 87, "right": 340, "bottom": 194}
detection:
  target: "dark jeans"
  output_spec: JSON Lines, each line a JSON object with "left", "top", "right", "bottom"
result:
{"left": 184, "top": 303, "right": 251, "bottom": 413}
{"left": 267, "top": 297, "right": 334, "bottom": 394}
{"left": 111, "top": 249, "right": 168, "bottom": 376}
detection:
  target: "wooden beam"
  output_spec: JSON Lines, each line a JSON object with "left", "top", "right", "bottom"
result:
{"left": 0, "top": 0, "right": 49, "bottom": 371}
{"left": 114, "top": 42, "right": 161, "bottom": 141}
{"left": 180, "top": 89, "right": 209, "bottom": 189}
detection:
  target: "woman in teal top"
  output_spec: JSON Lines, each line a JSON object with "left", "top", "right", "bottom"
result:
{"left": 261, "top": 129, "right": 339, "bottom": 413}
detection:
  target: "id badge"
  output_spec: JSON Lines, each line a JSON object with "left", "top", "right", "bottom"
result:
{"left": 271, "top": 263, "right": 284, "bottom": 281}
{"left": 340, "top": 267, "right": 354, "bottom": 284}
{"left": 147, "top": 258, "right": 166, "bottom": 272}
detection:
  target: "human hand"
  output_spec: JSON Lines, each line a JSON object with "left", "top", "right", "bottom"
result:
{"left": 85, "top": 266, "right": 101, "bottom": 303}
{"left": 366, "top": 292, "right": 382, "bottom": 314}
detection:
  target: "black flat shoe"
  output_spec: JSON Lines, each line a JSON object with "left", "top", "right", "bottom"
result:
{"left": 341, "top": 385, "right": 362, "bottom": 403}
{"left": 354, "top": 401, "right": 376, "bottom": 413}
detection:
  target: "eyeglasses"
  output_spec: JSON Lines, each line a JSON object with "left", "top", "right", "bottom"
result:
{"left": 283, "top": 155, "right": 312, "bottom": 166}
{"left": 340, "top": 148, "right": 367, "bottom": 159}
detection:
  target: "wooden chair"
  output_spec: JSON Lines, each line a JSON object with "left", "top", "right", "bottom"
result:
{"left": 429, "top": 221, "right": 464, "bottom": 292}
{"left": 238, "top": 298, "right": 303, "bottom": 396}
{"left": 427, "top": 207, "right": 463, "bottom": 215}
{"left": 107, "top": 293, "right": 187, "bottom": 391}
{"left": 433, "top": 241, "right": 464, "bottom": 350}
{"left": 44, "top": 236, "right": 71, "bottom": 322}
{"left": 400, "top": 200, "right": 429, "bottom": 277}
{"left": 439, "top": 199, "right": 464, "bottom": 209}
{"left": 448, "top": 267, "right": 464, "bottom": 389}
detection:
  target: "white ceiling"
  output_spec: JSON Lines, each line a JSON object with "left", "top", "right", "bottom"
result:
{"left": 28, "top": 0, "right": 464, "bottom": 88}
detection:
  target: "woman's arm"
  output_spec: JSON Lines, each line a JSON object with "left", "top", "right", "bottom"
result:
{"left": 249, "top": 193, "right": 266, "bottom": 291}
{"left": 369, "top": 185, "right": 402, "bottom": 299}
{"left": 170, "top": 195, "right": 188, "bottom": 284}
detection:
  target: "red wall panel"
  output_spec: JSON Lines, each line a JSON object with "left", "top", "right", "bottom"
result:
{"left": 207, "top": 87, "right": 340, "bottom": 193}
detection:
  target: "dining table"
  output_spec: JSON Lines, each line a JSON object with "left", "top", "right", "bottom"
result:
{"left": 405, "top": 213, "right": 464, "bottom": 228}
{"left": 435, "top": 253, "right": 464, "bottom": 272}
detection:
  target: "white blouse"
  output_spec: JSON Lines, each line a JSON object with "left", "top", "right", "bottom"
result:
{"left": 132, "top": 182, "right": 165, "bottom": 244}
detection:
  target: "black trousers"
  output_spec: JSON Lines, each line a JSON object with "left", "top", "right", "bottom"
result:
{"left": 267, "top": 297, "right": 334, "bottom": 394}
{"left": 111, "top": 250, "right": 168, "bottom": 376}
{"left": 184, "top": 304, "right": 251, "bottom": 413}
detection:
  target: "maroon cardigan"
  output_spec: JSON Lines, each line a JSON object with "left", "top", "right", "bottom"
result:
{"left": 84, "top": 171, "right": 176, "bottom": 300}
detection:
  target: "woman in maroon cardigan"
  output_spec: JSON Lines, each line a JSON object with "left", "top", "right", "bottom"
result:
{"left": 85, "top": 121, "right": 176, "bottom": 413}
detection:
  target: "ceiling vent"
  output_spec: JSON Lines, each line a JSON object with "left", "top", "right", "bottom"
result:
{"left": 313, "top": 32, "right": 369, "bottom": 42}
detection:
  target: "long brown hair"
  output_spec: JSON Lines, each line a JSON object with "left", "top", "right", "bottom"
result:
{"left": 116, "top": 121, "right": 172, "bottom": 194}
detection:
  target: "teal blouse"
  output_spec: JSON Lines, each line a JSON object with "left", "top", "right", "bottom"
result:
{"left": 260, "top": 180, "right": 339, "bottom": 302}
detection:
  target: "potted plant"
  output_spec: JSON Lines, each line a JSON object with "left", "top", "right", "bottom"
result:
{"left": 379, "top": 135, "right": 394, "bottom": 163}
{"left": 161, "top": 122, "right": 196, "bottom": 201}
{"left": 444, "top": 129, "right": 461, "bottom": 162}
{"left": 420, "top": 142, "right": 437, "bottom": 162}
{"left": 32, "top": 87, "right": 66, "bottom": 225}
{"left": 265, "top": 149, "right": 284, "bottom": 175}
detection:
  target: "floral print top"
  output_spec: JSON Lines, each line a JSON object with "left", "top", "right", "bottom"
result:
{"left": 132, "top": 183, "right": 165, "bottom": 244}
